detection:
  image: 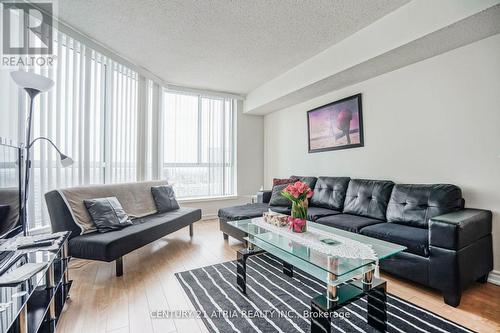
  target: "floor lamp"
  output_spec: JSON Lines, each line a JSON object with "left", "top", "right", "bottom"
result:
{"left": 10, "top": 70, "right": 73, "bottom": 236}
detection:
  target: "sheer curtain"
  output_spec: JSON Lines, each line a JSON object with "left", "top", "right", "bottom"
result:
{"left": 161, "top": 90, "right": 235, "bottom": 198}
{"left": 28, "top": 31, "right": 138, "bottom": 230}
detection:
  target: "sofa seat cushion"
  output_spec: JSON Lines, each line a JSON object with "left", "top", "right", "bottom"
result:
{"left": 69, "top": 207, "right": 201, "bottom": 261}
{"left": 315, "top": 214, "right": 383, "bottom": 233}
{"left": 218, "top": 203, "right": 270, "bottom": 220}
{"left": 360, "top": 223, "right": 429, "bottom": 257}
{"left": 307, "top": 207, "right": 341, "bottom": 221}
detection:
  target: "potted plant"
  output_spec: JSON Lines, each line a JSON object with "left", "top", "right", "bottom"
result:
{"left": 281, "top": 181, "right": 313, "bottom": 233}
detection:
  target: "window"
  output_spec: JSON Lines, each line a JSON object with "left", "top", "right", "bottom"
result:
{"left": 27, "top": 31, "right": 139, "bottom": 229}
{"left": 161, "top": 91, "right": 235, "bottom": 198}
{"left": 2, "top": 26, "right": 238, "bottom": 231}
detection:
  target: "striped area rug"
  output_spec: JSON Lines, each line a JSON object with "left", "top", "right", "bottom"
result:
{"left": 176, "top": 254, "right": 473, "bottom": 333}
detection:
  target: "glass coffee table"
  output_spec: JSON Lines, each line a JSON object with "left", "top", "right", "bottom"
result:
{"left": 229, "top": 218, "right": 406, "bottom": 333}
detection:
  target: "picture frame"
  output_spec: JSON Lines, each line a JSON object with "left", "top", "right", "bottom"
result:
{"left": 307, "top": 93, "right": 364, "bottom": 153}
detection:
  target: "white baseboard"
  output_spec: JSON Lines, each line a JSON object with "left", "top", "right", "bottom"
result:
{"left": 202, "top": 214, "right": 218, "bottom": 220}
{"left": 487, "top": 270, "right": 500, "bottom": 286}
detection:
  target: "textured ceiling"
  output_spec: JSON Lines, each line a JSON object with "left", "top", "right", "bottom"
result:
{"left": 57, "top": 0, "right": 410, "bottom": 94}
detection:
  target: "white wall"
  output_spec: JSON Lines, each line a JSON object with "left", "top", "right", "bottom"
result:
{"left": 236, "top": 100, "right": 264, "bottom": 195}
{"left": 264, "top": 34, "right": 500, "bottom": 272}
{"left": 181, "top": 195, "right": 253, "bottom": 220}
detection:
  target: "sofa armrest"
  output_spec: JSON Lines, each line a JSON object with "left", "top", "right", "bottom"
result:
{"left": 45, "top": 190, "right": 82, "bottom": 238}
{"left": 256, "top": 190, "right": 272, "bottom": 204}
{"left": 429, "top": 209, "right": 492, "bottom": 250}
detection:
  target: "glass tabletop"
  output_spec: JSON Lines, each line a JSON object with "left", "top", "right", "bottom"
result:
{"left": 229, "top": 218, "right": 405, "bottom": 283}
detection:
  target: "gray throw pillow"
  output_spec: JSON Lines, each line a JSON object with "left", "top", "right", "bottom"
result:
{"left": 151, "top": 185, "right": 180, "bottom": 213}
{"left": 84, "top": 197, "right": 133, "bottom": 233}
{"left": 269, "top": 184, "right": 292, "bottom": 207}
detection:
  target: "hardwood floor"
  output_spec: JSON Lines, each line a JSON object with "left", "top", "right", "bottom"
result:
{"left": 57, "top": 219, "right": 500, "bottom": 333}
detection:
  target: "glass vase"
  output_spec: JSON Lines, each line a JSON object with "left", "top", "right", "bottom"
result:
{"left": 290, "top": 200, "right": 307, "bottom": 233}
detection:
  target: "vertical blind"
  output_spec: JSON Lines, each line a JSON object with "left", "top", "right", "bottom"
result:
{"left": 0, "top": 72, "right": 19, "bottom": 142}
{"left": 4, "top": 29, "right": 236, "bottom": 231}
{"left": 28, "top": 31, "right": 138, "bottom": 229}
{"left": 108, "top": 64, "right": 139, "bottom": 183}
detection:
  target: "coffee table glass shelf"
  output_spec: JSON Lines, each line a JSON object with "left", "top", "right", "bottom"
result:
{"left": 228, "top": 218, "right": 406, "bottom": 333}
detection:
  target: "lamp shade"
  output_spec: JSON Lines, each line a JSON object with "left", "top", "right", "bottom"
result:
{"left": 60, "top": 154, "right": 73, "bottom": 168}
{"left": 10, "top": 70, "right": 54, "bottom": 92}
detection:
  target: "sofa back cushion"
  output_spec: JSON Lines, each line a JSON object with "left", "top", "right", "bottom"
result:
{"left": 58, "top": 180, "right": 168, "bottom": 234}
{"left": 343, "top": 179, "right": 394, "bottom": 220}
{"left": 310, "top": 177, "right": 350, "bottom": 211}
{"left": 386, "top": 184, "right": 463, "bottom": 228}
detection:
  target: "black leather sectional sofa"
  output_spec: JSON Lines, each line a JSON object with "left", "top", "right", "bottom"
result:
{"left": 218, "top": 176, "right": 493, "bottom": 307}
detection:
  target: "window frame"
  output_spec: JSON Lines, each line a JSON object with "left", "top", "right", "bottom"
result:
{"left": 159, "top": 88, "right": 236, "bottom": 199}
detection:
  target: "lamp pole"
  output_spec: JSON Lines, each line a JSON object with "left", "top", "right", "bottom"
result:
{"left": 23, "top": 89, "right": 40, "bottom": 235}
{"left": 10, "top": 71, "right": 73, "bottom": 236}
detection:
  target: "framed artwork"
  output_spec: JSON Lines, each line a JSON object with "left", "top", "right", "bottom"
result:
{"left": 307, "top": 93, "right": 364, "bottom": 153}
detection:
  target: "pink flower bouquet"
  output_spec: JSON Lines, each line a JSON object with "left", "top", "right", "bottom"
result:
{"left": 281, "top": 181, "right": 313, "bottom": 233}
